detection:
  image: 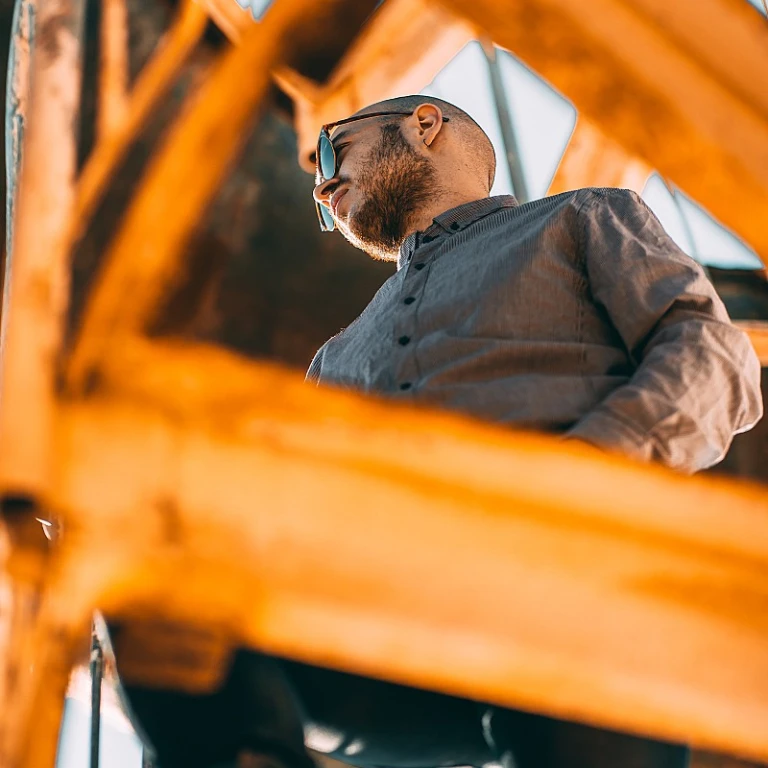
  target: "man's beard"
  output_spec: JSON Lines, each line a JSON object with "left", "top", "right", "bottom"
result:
{"left": 339, "top": 124, "right": 438, "bottom": 261}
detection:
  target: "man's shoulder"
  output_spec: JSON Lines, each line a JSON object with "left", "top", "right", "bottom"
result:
{"left": 567, "top": 186, "right": 644, "bottom": 212}
{"left": 510, "top": 187, "right": 642, "bottom": 220}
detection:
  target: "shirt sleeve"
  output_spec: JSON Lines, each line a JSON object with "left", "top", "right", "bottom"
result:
{"left": 565, "top": 188, "right": 763, "bottom": 474}
{"left": 305, "top": 344, "right": 326, "bottom": 384}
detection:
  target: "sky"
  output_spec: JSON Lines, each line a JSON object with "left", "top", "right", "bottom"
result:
{"left": 56, "top": 3, "right": 767, "bottom": 767}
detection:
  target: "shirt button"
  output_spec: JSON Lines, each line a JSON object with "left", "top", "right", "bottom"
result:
{"left": 450, "top": 222, "right": 460, "bottom": 231}
{"left": 422, "top": 235, "right": 435, "bottom": 243}
{"left": 398, "top": 335, "right": 411, "bottom": 346}
{"left": 414, "top": 263, "right": 425, "bottom": 270}
{"left": 403, "top": 297, "right": 415, "bottom": 305}
{"left": 399, "top": 382, "right": 412, "bottom": 391}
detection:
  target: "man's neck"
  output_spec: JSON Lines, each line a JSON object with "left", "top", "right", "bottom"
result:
{"left": 405, "top": 190, "right": 491, "bottom": 239}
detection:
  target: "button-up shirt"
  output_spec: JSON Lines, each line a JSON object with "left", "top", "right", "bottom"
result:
{"left": 307, "top": 188, "right": 763, "bottom": 474}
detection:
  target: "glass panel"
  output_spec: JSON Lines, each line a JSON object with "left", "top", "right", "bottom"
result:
{"left": 641, "top": 174, "right": 695, "bottom": 255}
{"left": 675, "top": 192, "right": 763, "bottom": 269}
{"left": 421, "top": 42, "right": 514, "bottom": 197}
{"left": 57, "top": 696, "right": 144, "bottom": 768}
{"left": 642, "top": 173, "right": 763, "bottom": 269}
{"left": 495, "top": 48, "right": 577, "bottom": 201}
{"left": 232, "top": 0, "right": 273, "bottom": 21}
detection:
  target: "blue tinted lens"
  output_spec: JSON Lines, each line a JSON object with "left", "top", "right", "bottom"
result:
{"left": 319, "top": 134, "right": 336, "bottom": 180}
{"left": 318, "top": 202, "right": 335, "bottom": 231}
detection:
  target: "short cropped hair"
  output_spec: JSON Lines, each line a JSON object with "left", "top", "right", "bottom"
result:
{"left": 353, "top": 95, "right": 496, "bottom": 191}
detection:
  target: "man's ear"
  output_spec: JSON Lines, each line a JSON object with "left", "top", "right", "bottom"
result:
{"left": 413, "top": 103, "right": 444, "bottom": 147}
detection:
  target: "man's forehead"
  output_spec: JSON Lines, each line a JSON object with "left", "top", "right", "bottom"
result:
{"left": 327, "top": 105, "right": 404, "bottom": 141}
{"left": 328, "top": 118, "right": 375, "bottom": 144}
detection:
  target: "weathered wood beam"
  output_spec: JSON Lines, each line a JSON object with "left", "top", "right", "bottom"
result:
{"left": 1, "top": 0, "right": 87, "bottom": 744}
{"left": 0, "top": 0, "right": 84, "bottom": 496}
{"left": 31, "top": 338, "right": 768, "bottom": 762}
{"left": 439, "top": 0, "right": 768, "bottom": 263}
{"left": 4, "top": 0, "right": 35, "bottom": 261}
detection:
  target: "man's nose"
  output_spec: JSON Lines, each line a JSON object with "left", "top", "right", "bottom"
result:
{"left": 313, "top": 176, "right": 338, "bottom": 205}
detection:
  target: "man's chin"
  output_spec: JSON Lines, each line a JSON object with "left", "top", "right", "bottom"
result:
{"left": 337, "top": 220, "right": 399, "bottom": 262}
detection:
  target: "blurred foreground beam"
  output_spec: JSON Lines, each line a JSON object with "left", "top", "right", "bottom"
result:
{"left": 47, "top": 339, "right": 768, "bottom": 762}
{"left": 439, "top": 0, "right": 768, "bottom": 264}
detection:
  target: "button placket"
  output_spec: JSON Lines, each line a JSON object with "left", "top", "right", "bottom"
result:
{"left": 394, "top": 241, "right": 432, "bottom": 392}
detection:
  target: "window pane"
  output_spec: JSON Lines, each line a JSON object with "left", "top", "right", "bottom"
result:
{"left": 57, "top": 691, "right": 144, "bottom": 768}
{"left": 745, "top": 0, "right": 767, "bottom": 15}
{"left": 642, "top": 174, "right": 695, "bottom": 255}
{"left": 495, "top": 48, "right": 577, "bottom": 201}
{"left": 232, "top": 0, "right": 273, "bottom": 21}
{"left": 643, "top": 173, "right": 763, "bottom": 269}
{"left": 676, "top": 192, "right": 763, "bottom": 269}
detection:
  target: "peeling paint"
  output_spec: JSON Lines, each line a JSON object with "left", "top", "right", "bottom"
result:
{"left": 5, "top": 0, "right": 36, "bottom": 261}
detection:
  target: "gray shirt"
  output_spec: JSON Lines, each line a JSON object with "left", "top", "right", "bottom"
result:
{"left": 307, "top": 188, "right": 763, "bottom": 474}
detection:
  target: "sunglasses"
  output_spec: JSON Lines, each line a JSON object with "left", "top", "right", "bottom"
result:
{"left": 314, "top": 110, "right": 450, "bottom": 232}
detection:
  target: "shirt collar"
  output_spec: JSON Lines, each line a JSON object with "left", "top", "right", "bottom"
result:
{"left": 397, "top": 195, "right": 519, "bottom": 270}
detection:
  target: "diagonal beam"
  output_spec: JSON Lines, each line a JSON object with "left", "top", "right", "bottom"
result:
{"left": 439, "top": 0, "right": 768, "bottom": 263}
{"left": 66, "top": 0, "right": 351, "bottom": 393}
{"left": 42, "top": 338, "right": 768, "bottom": 762}
{"left": 74, "top": 0, "right": 208, "bottom": 233}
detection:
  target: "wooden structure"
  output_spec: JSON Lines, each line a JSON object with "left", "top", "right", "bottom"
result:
{"left": 0, "top": 1, "right": 767, "bottom": 767}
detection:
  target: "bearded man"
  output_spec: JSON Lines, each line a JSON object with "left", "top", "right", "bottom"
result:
{"left": 308, "top": 96, "right": 761, "bottom": 471}
{"left": 119, "top": 96, "right": 761, "bottom": 768}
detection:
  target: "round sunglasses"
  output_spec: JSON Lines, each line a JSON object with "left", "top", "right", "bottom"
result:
{"left": 314, "top": 110, "right": 450, "bottom": 232}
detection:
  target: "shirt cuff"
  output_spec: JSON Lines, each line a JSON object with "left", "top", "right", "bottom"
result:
{"left": 563, "top": 409, "right": 652, "bottom": 464}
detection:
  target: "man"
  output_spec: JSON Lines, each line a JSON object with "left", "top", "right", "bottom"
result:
{"left": 307, "top": 95, "right": 762, "bottom": 473}
{"left": 120, "top": 96, "right": 761, "bottom": 768}
{"left": 297, "top": 94, "right": 763, "bottom": 767}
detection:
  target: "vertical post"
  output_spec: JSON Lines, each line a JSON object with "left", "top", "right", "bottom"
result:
{"left": 481, "top": 39, "right": 529, "bottom": 203}
{"left": 0, "top": 1, "right": 85, "bottom": 766}
{"left": 98, "top": 0, "right": 129, "bottom": 139}
{"left": 664, "top": 177, "right": 701, "bottom": 263}
{"left": 4, "top": 0, "right": 36, "bottom": 263}
{"left": 90, "top": 628, "right": 103, "bottom": 768}
{"left": 0, "top": 0, "right": 85, "bottom": 500}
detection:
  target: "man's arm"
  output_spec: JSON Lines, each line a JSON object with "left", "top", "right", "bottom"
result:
{"left": 565, "top": 188, "right": 762, "bottom": 474}
{"left": 305, "top": 346, "right": 325, "bottom": 384}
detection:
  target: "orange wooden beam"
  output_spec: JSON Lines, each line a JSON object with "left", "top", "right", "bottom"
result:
{"left": 41, "top": 339, "right": 768, "bottom": 763}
